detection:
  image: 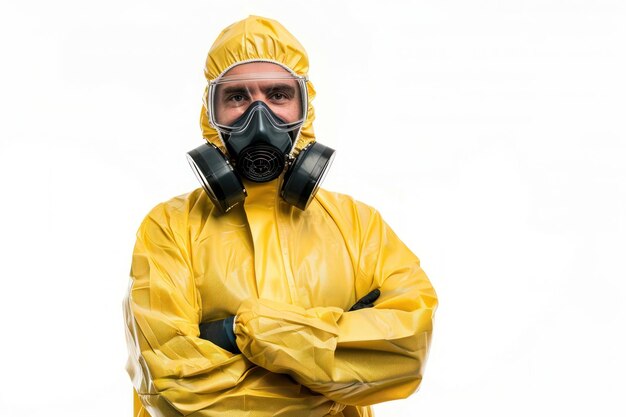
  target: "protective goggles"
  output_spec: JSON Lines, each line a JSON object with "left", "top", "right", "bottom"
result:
{"left": 207, "top": 72, "right": 308, "bottom": 134}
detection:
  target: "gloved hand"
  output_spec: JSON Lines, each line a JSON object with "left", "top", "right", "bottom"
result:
{"left": 199, "top": 316, "right": 240, "bottom": 354}
{"left": 349, "top": 289, "right": 381, "bottom": 311}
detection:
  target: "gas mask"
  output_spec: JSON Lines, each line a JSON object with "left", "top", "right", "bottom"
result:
{"left": 187, "top": 69, "right": 334, "bottom": 213}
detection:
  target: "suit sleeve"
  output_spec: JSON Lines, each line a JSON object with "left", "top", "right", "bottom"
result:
{"left": 234, "top": 208, "right": 438, "bottom": 406}
{"left": 123, "top": 207, "right": 252, "bottom": 416}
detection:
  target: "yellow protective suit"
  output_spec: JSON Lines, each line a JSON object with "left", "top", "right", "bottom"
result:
{"left": 124, "top": 16, "right": 437, "bottom": 417}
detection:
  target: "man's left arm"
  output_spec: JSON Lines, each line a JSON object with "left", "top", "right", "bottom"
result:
{"left": 234, "top": 209, "right": 438, "bottom": 406}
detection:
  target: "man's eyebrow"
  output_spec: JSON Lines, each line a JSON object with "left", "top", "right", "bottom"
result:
{"left": 261, "top": 83, "right": 296, "bottom": 95}
{"left": 219, "top": 85, "right": 248, "bottom": 96}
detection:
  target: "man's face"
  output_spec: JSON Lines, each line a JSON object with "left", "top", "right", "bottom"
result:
{"left": 212, "top": 62, "right": 304, "bottom": 128}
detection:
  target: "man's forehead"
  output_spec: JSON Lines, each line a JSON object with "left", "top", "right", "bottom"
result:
{"left": 223, "top": 61, "right": 291, "bottom": 78}
{"left": 216, "top": 82, "right": 298, "bottom": 100}
{"left": 217, "top": 73, "right": 298, "bottom": 85}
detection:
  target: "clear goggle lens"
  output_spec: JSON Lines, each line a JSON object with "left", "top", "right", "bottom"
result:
{"left": 208, "top": 72, "right": 308, "bottom": 133}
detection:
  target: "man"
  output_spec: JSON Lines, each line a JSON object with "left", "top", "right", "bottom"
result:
{"left": 124, "top": 15, "right": 437, "bottom": 417}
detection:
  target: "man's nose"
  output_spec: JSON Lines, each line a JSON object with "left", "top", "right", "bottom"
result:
{"left": 250, "top": 93, "right": 270, "bottom": 105}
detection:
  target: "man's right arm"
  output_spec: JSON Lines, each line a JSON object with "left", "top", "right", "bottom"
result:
{"left": 123, "top": 206, "right": 325, "bottom": 417}
{"left": 124, "top": 209, "right": 253, "bottom": 416}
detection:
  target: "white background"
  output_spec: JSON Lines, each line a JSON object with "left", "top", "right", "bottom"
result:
{"left": 1, "top": 1, "right": 625, "bottom": 416}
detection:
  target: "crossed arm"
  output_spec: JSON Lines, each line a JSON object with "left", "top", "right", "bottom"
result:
{"left": 124, "top": 206, "right": 437, "bottom": 414}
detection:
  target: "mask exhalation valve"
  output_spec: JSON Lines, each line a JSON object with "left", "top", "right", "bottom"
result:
{"left": 237, "top": 144, "right": 286, "bottom": 182}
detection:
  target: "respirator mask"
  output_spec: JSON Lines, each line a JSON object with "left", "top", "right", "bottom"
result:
{"left": 187, "top": 70, "right": 335, "bottom": 213}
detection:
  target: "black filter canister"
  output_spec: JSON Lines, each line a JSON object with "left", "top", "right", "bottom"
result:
{"left": 186, "top": 143, "right": 247, "bottom": 213}
{"left": 281, "top": 142, "right": 336, "bottom": 210}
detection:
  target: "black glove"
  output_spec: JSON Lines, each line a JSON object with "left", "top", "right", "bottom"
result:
{"left": 199, "top": 316, "right": 240, "bottom": 354}
{"left": 349, "top": 289, "right": 381, "bottom": 311}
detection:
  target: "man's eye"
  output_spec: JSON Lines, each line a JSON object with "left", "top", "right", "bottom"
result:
{"left": 223, "top": 93, "right": 250, "bottom": 107}
{"left": 270, "top": 91, "right": 291, "bottom": 101}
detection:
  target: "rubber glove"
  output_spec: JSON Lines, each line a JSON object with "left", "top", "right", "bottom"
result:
{"left": 199, "top": 316, "right": 240, "bottom": 354}
{"left": 349, "top": 289, "right": 381, "bottom": 311}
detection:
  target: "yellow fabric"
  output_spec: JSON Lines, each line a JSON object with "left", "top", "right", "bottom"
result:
{"left": 133, "top": 390, "right": 151, "bottom": 417}
{"left": 124, "top": 15, "right": 437, "bottom": 417}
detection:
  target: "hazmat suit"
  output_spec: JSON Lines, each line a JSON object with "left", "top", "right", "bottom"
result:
{"left": 124, "top": 15, "right": 438, "bottom": 417}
